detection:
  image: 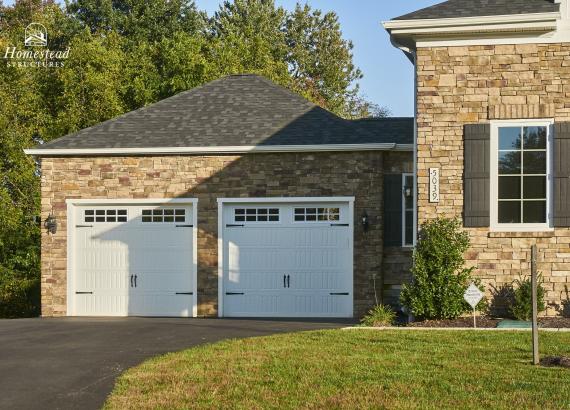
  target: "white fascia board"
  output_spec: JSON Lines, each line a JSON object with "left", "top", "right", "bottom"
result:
{"left": 382, "top": 12, "right": 560, "bottom": 31}
{"left": 24, "top": 143, "right": 413, "bottom": 156}
{"left": 66, "top": 198, "right": 198, "bottom": 205}
{"left": 217, "top": 197, "right": 355, "bottom": 204}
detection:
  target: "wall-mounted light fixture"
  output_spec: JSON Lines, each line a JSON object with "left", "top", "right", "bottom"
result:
{"left": 44, "top": 214, "right": 57, "bottom": 234}
{"left": 404, "top": 185, "right": 413, "bottom": 198}
{"left": 361, "top": 211, "right": 369, "bottom": 232}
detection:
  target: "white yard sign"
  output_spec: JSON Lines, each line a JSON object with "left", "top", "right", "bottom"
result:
{"left": 429, "top": 168, "right": 440, "bottom": 203}
{"left": 464, "top": 283, "right": 484, "bottom": 328}
{"left": 464, "top": 283, "right": 484, "bottom": 308}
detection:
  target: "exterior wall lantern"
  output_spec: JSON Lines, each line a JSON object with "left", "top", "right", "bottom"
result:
{"left": 361, "top": 211, "right": 369, "bottom": 232}
{"left": 44, "top": 214, "right": 57, "bottom": 234}
{"left": 404, "top": 185, "right": 413, "bottom": 198}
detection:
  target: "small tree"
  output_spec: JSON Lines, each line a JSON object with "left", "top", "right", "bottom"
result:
{"left": 510, "top": 275, "right": 546, "bottom": 321}
{"left": 400, "top": 218, "right": 481, "bottom": 320}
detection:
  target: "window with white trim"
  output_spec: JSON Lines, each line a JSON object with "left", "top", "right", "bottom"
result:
{"left": 84, "top": 209, "right": 127, "bottom": 223}
{"left": 234, "top": 208, "right": 279, "bottom": 222}
{"left": 492, "top": 121, "right": 552, "bottom": 229}
{"left": 142, "top": 208, "right": 185, "bottom": 223}
{"left": 294, "top": 207, "right": 340, "bottom": 222}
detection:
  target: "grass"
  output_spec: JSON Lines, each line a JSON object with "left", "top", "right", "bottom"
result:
{"left": 105, "top": 330, "right": 570, "bottom": 410}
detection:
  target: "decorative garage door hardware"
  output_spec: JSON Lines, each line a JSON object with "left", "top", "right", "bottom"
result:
{"left": 283, "top": 275, "right": 291, "bottom": 288}
{"left": 331, "top": 223, "right": 349, "bottom": 227}
{"left": 226, "top": 224, "right": 244, "bottom": 227}
{"left": 330, "top": 292, "right": 350, "bottom": 296}
{"left": 75, "top": 224, "right": 93, "bottom": 228}
{"left": 175, "top": 292, "right": 193, "bottom": 295}
{"left": 130, "top": 274, "right": 138, "bottom": 288}
{"left": 176, "top": 224, "right": 193, "bottom": 228}
{"left": 225, "top": 292, "right": 245, "bottom": 295}
{"left": 75, "top": 291, "right": 93, "bottom": 294}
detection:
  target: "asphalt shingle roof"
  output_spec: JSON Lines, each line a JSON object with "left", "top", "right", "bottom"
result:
{"left": 34, "top": 74, "right": 413, "bottom": 151}
{"left": 393, "top": 0, "right": 559, "bottom": 21}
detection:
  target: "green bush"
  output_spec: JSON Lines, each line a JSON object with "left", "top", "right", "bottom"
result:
{"left": 510, "top": 275, "right": 546, "bottom": 321}
{"left": 360, "top": 305, "right": 396, "bottom": 327}
{"left": 0, "top": 275, "right": 40, "bottom": 318}
{"left": 400, "top": 218, "right": 485, "bottom": 320}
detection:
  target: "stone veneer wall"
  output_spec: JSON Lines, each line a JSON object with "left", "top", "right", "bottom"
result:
{"left": 417, "top": 43, "right": 570, "bottom": 316}
{"left": 40, "top": 151, "right": 392, "bottom": 317}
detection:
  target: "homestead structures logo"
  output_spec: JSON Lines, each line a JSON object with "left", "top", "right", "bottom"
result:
{"left": 25, "top": 23, "right": 47, "bottom": 47}
{"left": 4, "top": 23, "right": 70, "bottom": 68}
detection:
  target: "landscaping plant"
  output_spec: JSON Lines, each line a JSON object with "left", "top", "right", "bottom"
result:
{"left": 360, "top": 304, "right": 396, "bottom": 327}
{"left": 400, "top": 218, "right": 484, "bottom": 320}
{"left": 510, "top": 274, "right": 546, "bottom": 321}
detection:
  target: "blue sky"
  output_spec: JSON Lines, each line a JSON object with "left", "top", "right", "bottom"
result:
{"left": 3, "top": 0, "right": 441, "bottom": 116}
{"left": 195, "top": 0, "right": 442, "bottom": 117}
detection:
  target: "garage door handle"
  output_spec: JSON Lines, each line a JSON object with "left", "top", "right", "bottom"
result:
{"left": 176, "top": 224, "right": 193, "bottom": 228}
{"left": 130, "top": 275, "right": 134, "bottom": 287}
{"left": 287, "top": 275, "right": 290, "bottom": 288}
{"left": 175, "top": 292, "right": 193, "bottom": 295}
{"left": 330, "top": 292, "right": 349, "bottom": 296}
{"left": 225, "top": 292, "right": 244, "bottom": 295}
{"left": 75, "top": 291, "right": 93, "bottom": 294}
{"left": 283, "top": 275, "right": 286, "bottom": 288}
{"left": 134, "top": 275, "right": 137, "bottom": 288}
{"left": 330, "top": 223, "right": 349, "bottom": 227}
{"left": 226, "top": 224, "right": 244, "bottom": 228}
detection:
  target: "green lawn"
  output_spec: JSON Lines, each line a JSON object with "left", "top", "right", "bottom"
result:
{"left": 105, "top": 330, "right": 570, "bottom": 410}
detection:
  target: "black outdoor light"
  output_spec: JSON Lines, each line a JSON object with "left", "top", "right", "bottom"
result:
{"left": 361, "top": 211, "right": 369, "bottom": 232}
{"left": 44, "top": 214, "right": 57, "bottom": 234}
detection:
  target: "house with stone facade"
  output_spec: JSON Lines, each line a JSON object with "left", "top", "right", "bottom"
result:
{"left": 384, "top": 0, "right": 570, "bottom": 316}
{"left": 26, "top": 0, "right": 570, "bottom": 319}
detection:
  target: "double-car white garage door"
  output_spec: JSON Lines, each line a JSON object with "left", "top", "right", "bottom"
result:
{"left": 68, "top": 198, "right": 353, "bottom": 318}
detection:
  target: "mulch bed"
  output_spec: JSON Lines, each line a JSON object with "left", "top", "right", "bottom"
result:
{"left": 406, "top": 317, "right": 570, "bottom": 329}
{"left": 540, "top": 356, "right": 570, "bottom": 368}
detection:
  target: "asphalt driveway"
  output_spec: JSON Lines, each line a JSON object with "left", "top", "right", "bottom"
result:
{"left": 0, "top": 317, "right": 348, "bottom": 410}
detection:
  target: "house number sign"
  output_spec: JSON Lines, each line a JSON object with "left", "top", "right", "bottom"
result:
{"left": 429, "top": 168, "right": 440, "bottom": 203}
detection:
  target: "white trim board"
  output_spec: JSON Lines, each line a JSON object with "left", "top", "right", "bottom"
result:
{"left": 65, "top": 198, "right": 199, "bottom": 317}
{"left": 25, "top": 143, "right": 413, "bottom": 156}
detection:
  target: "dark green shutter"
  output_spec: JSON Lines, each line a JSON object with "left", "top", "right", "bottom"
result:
{"left": 554, "top": 122, "right": 570, "bottom": 227}
{"left": 384, "top": 174, "right": 402, "bottom": 246}
{"left": 464, "top": 124, "right": 490, "bottom": 227}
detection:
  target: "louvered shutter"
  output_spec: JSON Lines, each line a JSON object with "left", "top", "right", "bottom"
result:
{"left": 464, "top": 124, "right": 490, "bottom": 227}
{"left": 554, "top": 122, "right": 570, "bottom": 227}
{"left": 384, "top": 174, "right": 402, "bottom": 246}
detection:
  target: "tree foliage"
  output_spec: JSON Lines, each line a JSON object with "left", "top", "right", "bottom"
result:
{"left": 0, "top": 0, "right": 387, "bottom": 317}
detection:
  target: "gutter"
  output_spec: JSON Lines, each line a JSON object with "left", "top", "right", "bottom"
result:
{"left": 24, "top": 143, "right": 414, "bottom": 156}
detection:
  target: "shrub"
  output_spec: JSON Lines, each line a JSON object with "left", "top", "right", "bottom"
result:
{"left": 400, "top": 218, "right": 484, "bottom": 320}
{"left": 510, "top": 274, "right": 546, "bottom": 321}
{"left": 0, "top": 275, "right": 40, "bottom": 318}
{"left": 360, "top": 305, "right": 396, "bottom": 327}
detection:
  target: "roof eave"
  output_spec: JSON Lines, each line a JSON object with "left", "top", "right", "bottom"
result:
{"left": 383, "top": 12, "right": 560, "bottom": 51}
{"left": 24, "top": 143, "right": 414, "bottom": 157}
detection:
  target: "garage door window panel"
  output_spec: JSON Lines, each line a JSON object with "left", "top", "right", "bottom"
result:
{"left": 294, "top": 207, "right": 340, "bottom": 222}
{"left": 142, "top": 209, "right": 186, "bottom": 223}
{"left": 234, "top": 208, "right": 279, "bottom": 223}
{"left": 84, "top": 209, "right": 128, "bottom": 223}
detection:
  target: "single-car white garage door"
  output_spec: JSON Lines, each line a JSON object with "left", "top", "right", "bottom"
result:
{"left": 68, "top": 200, "right": 197, "bottom": 317}
{"left": 219, "top": 198, "right": 354, "bottom": 318}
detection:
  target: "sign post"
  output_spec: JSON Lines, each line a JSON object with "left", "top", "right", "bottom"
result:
{"left": 464, "top": 283, "right": 484, "bottom": 328}
{"left": 531, "top": 245, "right": 539, "bottom": 365}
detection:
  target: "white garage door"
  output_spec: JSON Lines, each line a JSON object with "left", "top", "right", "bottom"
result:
{"left": 70, "top": 202, "right": 196, "bottom": 317}
{"left": 221, "top": 199, "right": 353, "bottom": 318}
